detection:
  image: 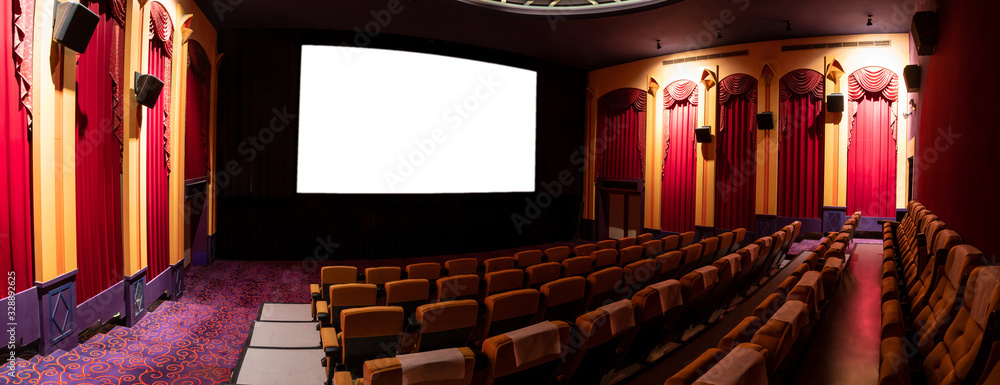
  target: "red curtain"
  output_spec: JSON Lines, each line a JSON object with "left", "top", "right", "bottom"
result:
{"left": 777, "top": 69, "right": 824, "bottom": 219}
{"left": 2, "top": 0, "right": 34, "bottom": 293}
{"left": 596, "top": 88, "right": 646, "bottom": 180}
{"left": 184, "top": 41, "right": 210, "bottom": 180}
{"left": 660, "top": 80, "right": 698, "bottom": 232}
{"left": 847, "top": 67, "right": 898, "bottom": 218}
{"left": 146, "top": 1, "right": 172, "bottom": 279}
{"left": 75, "top": 0, "right": 125, "bottom": 302}
{"left": 715, "top": 74, "right": 757, "bottom": 231}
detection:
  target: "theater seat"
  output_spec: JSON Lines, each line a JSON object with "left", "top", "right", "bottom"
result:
{"left": 349, "top": 347, "right": 475, "bottom": 385}
{"left": 437, "top": 274, "right": 480, "bottom": 302}
{"left": 573, "top": 244, "right": 597, "bottom": 258}
{"left": 752, "top": 293, "right": 785, "bottom": 323}
{"left": 618, "top": 245, "right": 644, "bottom": 267}
{"left": 481, "top": 289, "right": 541, "bottom": 344}
{"left": 716, "top": 232, "right": 734, "bottom": 261}
{"left": 596, "top": 239, "right": 617, "bottom": 250}
{"left": 514, "top": 250, "right": 544, "bottom": 269}
{"left": 679, "top": 231, "right": 696, "bottom": 248}
{"left": 311, "top": 266, "right": 359, "bottom": 319}
{"left": 677, "top": 266, "right": 719, "bottom": 330}
{"left": 318, "top": 283, "right": 378, "bottom": 329}
{"left": 485, "top": 257, "right": 517, "bottom": 274}
{"left": 734, "top": 244, "right": 761, "bottom": 295}
{"left": 525, "top": 262, "right": 562, "bottom": 289}
{"left": 620, "top": 280, "right": 684, "bottom": 365}
{"left": 661, "top": 235, "right": 681, "bottom": 253}
{"left": 711, "top": 253, "right": 743, "bottom": 313}
{"left": 775, "top": 275, "right": 800, "bottom": 300}
{"left": 444, "top": 258, "right": 479, "bottom": 277}
{"left": 366, "top": 267, "right": 402, "bottom": 294}
{"left": 641, "top": 240, "right": 663, "bottom": 258}
{"left": 751, "top": 300, "right": 809, "bottom": 375}
{"left": 622, "top": 259, "right": 659, "bottom": 297}
{"left": 481, "top": 321, "right": 571, "bottom": 385}
{"left": 664, "top": 348, "right": 728, "bottom": 385}
{"left": 333, "top": 306, "right": 405, "bottom": 377}
{"left": 584, "top": 267, "right": 624, "bottom": 311}
{"left": 537, "top": 276, "right": 587, "bottom": 323}
{"left": 912, "top": 245, "right": 986, "bottom": 355}
{"left": 406, "top": 262, "right": 442, "bottom": 283}
{"left": 385, "top": 279, "right": 430, "bottom": 322}
{"left": 544, "top": 246, "right": 572, "bottom": 263}
{"left": 729, "top": 228, "right": 747, "bottom": 254}
{"left": 561, "top": 300, "right": 635, "bottom": 385}
{"left": 592, "top": 249, "right": 619, "bottom": 270}
{"left": 637, "top": 233, "right": 654, "bottom": 245}
{"left": 698, "top": 237, "right": 720, "bottom": 268}
{"left": 654, "top": 251, "right": 683, "bottom": 283}
{"left": 718, "top": 316, "right": 765, "bottom": 352}
{"left": 561, "top": 256, "right": 595, "bottom": 278}
{"left": 617, "top": 237, "right": 638, "bottom": 250}
{"left": 677, "top": 243, "right": 704, "bottom": 278}
{"left": 907, "top": 230, "right": 963, "bottom": 315}
{"left": 485, "top": 269, "right": 525, "bottom": 296}
{"left": 409, "top": 300, "right": 479, "bottom": 353}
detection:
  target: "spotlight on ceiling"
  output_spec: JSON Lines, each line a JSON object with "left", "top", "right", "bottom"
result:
{"left": 717, "top": 29, "right": 723, "bottom": 39}
{"left": 867, "top": 15, "right": 873, "bottom": 26}
{"left": 786, "top": 20, "right": 792, "bottom": 31}
{"left": 656, "top": 39, "right": 661, "bottom": 49}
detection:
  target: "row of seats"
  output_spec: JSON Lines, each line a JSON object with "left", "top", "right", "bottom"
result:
{"left": 314, "top": 225, "right": 809, "bottom": 384}
{"left": 666, "top": 212, "right": 860, "bottom": 385}
{"left": 879, "top": 201, "right": 1000, "bottom": 385}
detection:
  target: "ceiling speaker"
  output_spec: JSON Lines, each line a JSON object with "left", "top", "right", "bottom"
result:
{"left": 52, "top": 1, "right": 99, "bottom": 53}
{"left": 827, "top": 93, "right": 844, "bottom": 113}
{"left": 912, "top": 11, "right": 938, "bottom": 56}
{"left": 695, "top": 126, "right": 712, "bottom": 143}
{"left": 756, "top": 112, "right": 774, "bottom": 130}
{"left": 135, "top": 73, "right": 164, "bottom": 108}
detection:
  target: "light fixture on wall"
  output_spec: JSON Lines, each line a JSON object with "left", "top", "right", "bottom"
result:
{"left": 867, "top": 15, "right": 873, "bottom": 26}
{"left": 902, "top": 99, "right": 917, "bottom": 119}
{"left": 786, "top": 20, "right": 792, "bottom": 31}
{"left": 656, "top": 39, "right": 661, "bottom": 49}
{"left": 717, "top": 29, "right": 723, "bottom": 39}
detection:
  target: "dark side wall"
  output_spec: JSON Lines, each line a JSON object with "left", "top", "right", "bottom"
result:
{"left": 914, "top": 0, "right": 1000, "bottom": 260}
{"left": 214, "top": 29, "right": 587, "bottom": 260}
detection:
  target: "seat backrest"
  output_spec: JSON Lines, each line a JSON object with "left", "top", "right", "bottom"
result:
{"left": 924, "top": 266, "right": 1000, "bottom": 385}
{"left": 413, "top": 300, "right": 479, "bottom": 352}
{"left": 561, "top": 256, "right": 595, "bottom": 278}
{"left": 385, "top": 279, "right": 430, "bottom": 320}
{"left": 331, "top": 283, "right": 378, "bottom": 307}
{"left": 751, "top": 317, "right": 797, "bottom": 375}
{"left": 340, "top": 306, "right": 405, "bottom": 368}
{"left": 680, "top": 243, "right": 704, "bottom": 265}
{"left": 623, "top": 259, "right": 659, "bottom": 295}
{"left": 802, "top": 252, "right": 820, "bottom": 271}
{"left": 632, "top": 280, "right": 684, "bottom": 323}
{"left": 618, "top": 245, "right": 644, "bottom": 267}
{"left": 437, "top": 274, "right": 480, "bottom": 301}
{"left": 680, "top": 266, "right": 719, "bottom": 302}
{"left": 617, "top": 237, "right": 637, "bottom": 250}
{"left": 366, "top": 267, "right": 402, "bottom": 286}
{"left": 752, "top": 293, "right": 784, "bottom": 322}
{"left": 655, "top": 251, "right": 683, "bottom": 281}
{"left": 525, "top": 262, "right": 562, "bottom": 289}
{"left": 362, "top": 347, "right": 476, "bottom": 385}
{"left": 592, "top": 249, "right": 619, "bottom": 269}
{"left": 562, "top": 300, "right": 635, "bottom": 384}
{"left": 483, "top": 289, "right": 541, "bottom": 341}
{"left": 544, "top": 246, "right": 572, "bottom": 263}
{"left": 737, "top": 244, "right": 760, "bottom": 271}
{"left": 539, "top": 276, "right": 587, "bottom": 322}
{"left": 679, "top": 232, "right": 697, "bottom": 248}
{"left": 585, "top": 267, "right": 624, "bottom": 311}
{"left": 485, "top": 269, "right": 525, "bottom": 296}
{"left": 482, "top": 321, "right": 571, "bottom": 385}
{"left": 596, "top": 239, "right": 617, "bottom": 250}
{"left": 753, "top": 237, "right": 774, "bottom": 263}
{"left": 485, "top": 257, "right": 517, "bottom": 274}
{"left": 573, "top": 244, "right": 597, "bottom": 258}
{"left": 791, "top": 263, "right": 811, "bottom": 279}
{"left": 775, "top": 275, "right": 800, "bottom": 299}
{"left": 637, "top": 233, "right": 654, "bottom": 245}
{"left": 731, "top": 228, "right": 747, "bottom": 252}
{"left": 716, "top": 232, "right": 734, "bottom": 260}
{"left": 406, "top": 263, "right": 441, "bottom": 282}
{"left": 514, "top": 250, "right": 544, "bottom": 268}
{"left": 661, "top": 235, "right": 681, "bottom": 253}
{"left": 444, "top": 258, "right": 479, "bottom": 277}
{"left": 641, "top": 240, "right": 662, "bottom": 258}
{"left": 665, "top": 347, "right": 728, "bottom": 385}
{"left": 322, "top": 266, "right": 358, "bottom": 285}
{"left": 718, "top": 316, "right": 765, "bottom": 352}
{"left": 713, "top": 254, "right": 741, "bottom": 282}
{"left": 700, "top": 237, "right": 720, "bottom": 259}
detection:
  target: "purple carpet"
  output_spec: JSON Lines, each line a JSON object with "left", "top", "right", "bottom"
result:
{"left": 1, "top": 241, "right": 587, "bottom": 384}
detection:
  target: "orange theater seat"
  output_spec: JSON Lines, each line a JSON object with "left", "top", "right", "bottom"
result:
{"left": 618, "top": 245, "right": 644, "bottom": 267}
{"left": 592, "top": 249, "right": 619, "bottom": 270}
{"left": 573, "top": 244, "right": 597, "bottom": 258}
{"left": 311, "top": 266, "right": 359, "bottom": 319}
{"left": 485, "top": 269, "right": 526, "bottom": 296}
{"left": 620, "top": 280, "right": 684, "bottom": 365}
{"left": 654, "top": 251, "right": 683, "bottom": 283}
{"left": 409, "top": 300, "right": 479, "bottom": 353}
{"left": 641, "top": 240, "right": 663, "bottom": 258}
{"left": 385, "top": 279, "right": 430, "bottom": 322}
{"left": 406, "top": 262, "right": 442, "bottom": 282}
{"left": 561, "top": 256, "right": 595, "bottom": 278}
{"left": 596, "top": 239, "right": 617, "bottom": 250}
{"left": 332, "top": 306, "right": 405, "bottom": 377}
{"left": 525, "top": 262, "right": 562, "bottom": 290}
{"left": 561, "top": 300, "right": 636, "bottom": 384}
{"left": 480, "top": 289, "right": 541, "bottom": 344}
{"left": 343, "top": 347, "right": 475, "bottom": 385}
{"left": 437, "top": 274, "right": 480, "bottom": 302}
{"left": 485, "top": 257, "right": 517, "bottom": 274}
{"left": 678, "top": 231, "right": 696, "bottom": 248}
{"left": 617, "top": 237, "right": 637, "bottom": 250}
{"left": 537, "top": 276, "right": 587, "bottom": 323}
{"left": 481, "top": 321, "right": 571, "bottom": 385}
{"left": 544, "top": 246, "right": 572, "bottom": 263}
{"left": 444, "top": 258, "right": 479, "bottom": 277}
{"left": 583, "top": 267, "right": 624, "bottom": 311}
{"left": 317, "top": 283, "right": 378, "bottom": 329}
{"left": 637, "top": 233, "right": 654, "bottom": 245}
{"left": 514, "top": 250, "right": 544, "bottom": 268}
{"left": 661, "top": 235, "right": 681, "bottom": 253}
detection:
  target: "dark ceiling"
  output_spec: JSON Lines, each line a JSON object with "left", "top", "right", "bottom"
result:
{"left": 195, "top": 0, "right": 916, "bottom": 69}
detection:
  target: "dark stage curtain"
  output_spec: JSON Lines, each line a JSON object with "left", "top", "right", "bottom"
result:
{"left": 660, "top": 80, "right": 698, "bottom": 233}
{"left": 146, "top": 1, "right": 172, "bottom": 279}
{"left": 596, "top": 88, "right": 646, "bottom": 180}
{"left": 847, "top": 67, "right": 898, "bottom": 218}
{"left": 1, "top": 0, "right": 34, "bottom": 292}
{"left": 75, "top": 0, "right": 125, "bottom": 302}
{"left": 715, "top": 74, "right": 757, "bottom": 231}
{"left": 185, "top": 41, "right": 210, "bottom": 180}
{"left": 777, "top": 69, "right": 824, "bottom": 219}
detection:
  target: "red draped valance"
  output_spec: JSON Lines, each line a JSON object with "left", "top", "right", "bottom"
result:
{"left": 663, "top": 80, "right": 698, "bottom": 109}
{"left": 718, "top": 73, "right": 757, "bottom": 105}
{"left": 148, "top": 1, "right": 173, "bottom": 57}
{"left": 188, "top": 40, "right": 211, "bottom": 79}
{"left": 110, "top": 0, "right": 127, "bottom": 27}
{"left": 13, "top": 0, "right": 33, "bottom": 127}
{"left": 779, "top": 69, "right": 824, "bottom": 101}
{"left": 848, "top": 66, "right": 898, "bottom": 102}
{"left": 598, "top": 88, "right": 646, "bottom": 115}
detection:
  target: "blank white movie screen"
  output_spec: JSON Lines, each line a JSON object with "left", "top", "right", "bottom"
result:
{"left": 297, "top": 45, "right": 537, "bottom": 194}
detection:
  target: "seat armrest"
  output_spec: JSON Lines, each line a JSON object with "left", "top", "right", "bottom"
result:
{"left": 310, "top": 284, "right": 321, "bottom": 300}
{"left": 321, "top": 327, "right": 340, "bottom": 352}
{"left": 332, "top": 371, "right": 354, "bottom": 385}
{"left": 316, "top": 300, "right": 329, "bottom": 323}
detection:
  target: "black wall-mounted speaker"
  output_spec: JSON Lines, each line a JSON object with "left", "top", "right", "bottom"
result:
{"left": 135, "top": 73, "right": 164, "bottom": 108}
{"left": 827, "top": 93, "right": 844, "bottom": 113}
{"left": 912, "top": 11, "right": 938, "bottom": 56}
{"left": 756, "top": 112, "right": 774, "bottom": 130}
{"left": 52, "top": 1, "right": 99, "bottom": 53}
{"left": 903, "top": 65, "right": 921, "bottom": 92}
{"left": 695, "top": 126, "right": 712, "bottom": 143}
